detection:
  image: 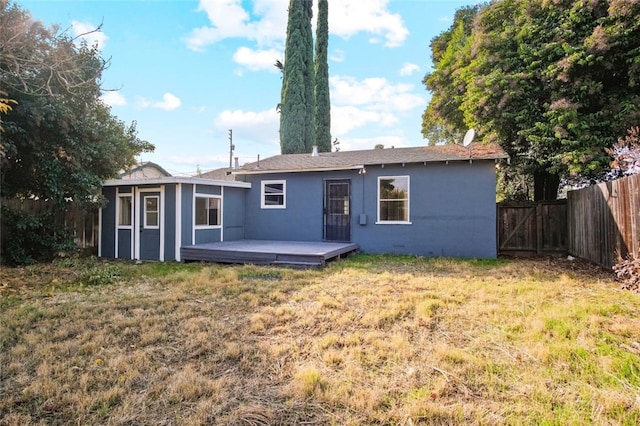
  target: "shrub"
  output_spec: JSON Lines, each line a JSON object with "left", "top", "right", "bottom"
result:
{"left": 1, "top": 206, "right": 77, "bottom": 265}
{"left": 80, "top": 264, "right": 122, "bottom": 286}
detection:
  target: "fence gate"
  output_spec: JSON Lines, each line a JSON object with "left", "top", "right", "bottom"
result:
{"left": 497, "top": 201, "right": 567, "bottom": 256}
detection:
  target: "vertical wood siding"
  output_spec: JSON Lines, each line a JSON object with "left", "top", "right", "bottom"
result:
{"left": 567, "top": 174, "right": 639, "bottom": 268}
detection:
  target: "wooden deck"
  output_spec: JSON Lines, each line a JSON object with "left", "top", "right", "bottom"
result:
{"left": 180, "top": 240, "right": 359, "bottom": 267}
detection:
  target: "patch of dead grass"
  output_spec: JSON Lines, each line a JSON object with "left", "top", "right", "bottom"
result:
{"left": 1, "top": 256, "right": 639, "bottom": 425}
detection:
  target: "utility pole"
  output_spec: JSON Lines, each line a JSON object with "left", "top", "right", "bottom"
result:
{"left": 228, "top": 129, "right": 235, "bottom": 168}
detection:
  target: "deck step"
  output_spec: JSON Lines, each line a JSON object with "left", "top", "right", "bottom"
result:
{"left": 271, "top": 260, "right": 323, "bottom": 267}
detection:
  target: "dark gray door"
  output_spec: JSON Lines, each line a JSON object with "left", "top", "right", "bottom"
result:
{"left": 324, "top": 180, "right": 351, "bottom": 242}
{"left": 140, "top": 192, "right": 161, "bottom": 260}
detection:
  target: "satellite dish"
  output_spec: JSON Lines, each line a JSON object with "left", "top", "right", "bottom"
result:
{"left": 462, "top": 128, "right": 475, "bottom": 147}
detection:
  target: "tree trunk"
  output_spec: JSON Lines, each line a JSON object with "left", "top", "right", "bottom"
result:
{"left": 533, "top": 170, "right": 560, "bottom": 201}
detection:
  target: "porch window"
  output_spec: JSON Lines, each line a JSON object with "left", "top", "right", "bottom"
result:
{"left": 261, "top": 180, "right": 286, "bottom": 209}
{"left": 195, "top": 196, "right": 221, "bottom": 227}
{"left": 144, "top": 196, "right": 159, "bottom": 228}
{"left": 377, "top": 176, "right": 410, "bottom": 224}
{"left": 117, "top": 195, "right": 132, "bottom": 227}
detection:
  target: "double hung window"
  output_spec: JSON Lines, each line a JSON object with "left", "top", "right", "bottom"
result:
{"left": 377, "top": 176, "right": 410, "bottom": 224}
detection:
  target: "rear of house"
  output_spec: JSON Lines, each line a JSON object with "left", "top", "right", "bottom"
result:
{"left": 233, "top": 143, "right": 508, "bottom": 258}
{"left": 99, "top": 143, "right": 508, "bottom": 262}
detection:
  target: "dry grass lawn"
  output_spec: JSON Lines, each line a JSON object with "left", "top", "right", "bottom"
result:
{"left": 1, "top": 255, "right": 639, "bottom": 425}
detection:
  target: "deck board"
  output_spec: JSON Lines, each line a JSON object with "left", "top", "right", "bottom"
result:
{"left": 180, "top": 240, "right": 359, "bottom": 266}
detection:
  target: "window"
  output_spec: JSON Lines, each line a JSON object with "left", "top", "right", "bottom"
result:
{"left": 144, "top": 196, "right": 159, "bottom": 228}
{"left": 118, "top": 195, "right": 132, "bottom": 227}
{"left": 261, "top": 180, "right": 286, "bottom": 209}
{"left": 377, "top": 176, "right": 410, "bottom": 223}
{"left": 195, "top": 196, "right": 221, "bottom": 227}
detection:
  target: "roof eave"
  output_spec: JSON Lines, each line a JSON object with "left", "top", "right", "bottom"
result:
{"left": 232, "top": 164, "right": 365, "bottom": 175}
{"left": 102, "top": 176, "right": 251, "bottom": 188}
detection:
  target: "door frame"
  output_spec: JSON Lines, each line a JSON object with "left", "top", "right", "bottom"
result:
{"left": 323, "top": 178, "right": 351, "bottom": 242}
{"left": 134, "top": 186, "right": 165, "bottom": 261}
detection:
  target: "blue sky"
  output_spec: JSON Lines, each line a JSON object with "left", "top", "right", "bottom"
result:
{"left": 20, "top": 0, "right": 480, "bottom": 175}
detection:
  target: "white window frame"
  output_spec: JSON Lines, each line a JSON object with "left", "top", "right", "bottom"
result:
{"left": 143, "top": 195, "right": 160, "bottom": 229}
{"left": 116, "top": 194, "right": 133, "bottom": 229}
{"left": 261, "top": 180, "right": 286, "bottom": 209}
{"left": 376, "top": 175, "right": 411, "bottom": 224}
{"left": 194, "top": 194, "right": 222, "bottom": 229}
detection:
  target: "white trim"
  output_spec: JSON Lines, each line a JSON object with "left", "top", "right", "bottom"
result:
{"left": 103, "top": 176, "right": 250, "bottom": 188}
{"left": 159, "top": 186, "right": 165, "bottom": 261}
{"left": 221, "top": 187, "right": 224, "bottom": 242}
{"left": 115, "top": 189, "right": 134, "bottom": 260}
{"left": 115, "top": 187, "right": 120, "bottom": 259}
{"left": 135, "top": 187, "right": 164, "bottom": 261}
{"left": 193, "top": 193, "right": 223, "bottom": 229}
{"left": 376, "top": 175, "right": 411, "bottom": 224}
{"left": 375, "top": 221, "right": 413, "bottom": 225}
{"left": 261, "top": 179, "right": 286, "bottom": 209}
{"left": 134, "top": 188, "right": 140, "bottom": 260}
{"left": 175, "top": 183, "right": 182, "bottom": 262}
{"left": 116, "top": 192, "right": 134, "bottom": 229}
{"left": 143, "top": 195, "right": 160, "bottom": 229}
{"left": 233, "top": 165, "right": 365, "bottom": 175}
{"left": 131, "top": 187, "right": 136, "bottom": 259}
{"left": 98, "top": 203, "right": 103, "bottom": 257}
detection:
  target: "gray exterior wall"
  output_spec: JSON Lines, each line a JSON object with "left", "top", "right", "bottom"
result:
{"left": 223, "top": 186, "right": 246, "bottom": 241}
{"left": 244, "top": 170, "right": 353, "bottom": 241}
{"left": 101, "top": 186, "right": 117, "bottom": 258}
{"left": 164, "top": 184, "right": 176, "bottom": 260}
{"left": 180, "top": 184, "right": 194, "bottom": 247}
{"left": 242, "top": 161, "right": 498, "bottom": 258}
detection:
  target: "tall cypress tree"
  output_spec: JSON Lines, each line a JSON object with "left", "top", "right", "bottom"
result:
{"left": 280, "top": 0, "right": 314, "bottom": 154}
{"left": 314, "top": 0, "right": 331, "bottom": 152}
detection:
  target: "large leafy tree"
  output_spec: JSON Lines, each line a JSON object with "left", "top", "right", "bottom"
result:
{"left": 314, "top": 0, "right": 331, "bottom": 152}
{"left": 0, "top": 1, "right": 153, "bottom": 208}
{"left": 421, "top": 5, "right": 481, "bottom": 145}
{"left": 280, "top": 0, "right": 315, "bottom": 154}
{"left": 423, "top": 0, "right": 640, "bottom": 200}
{"left": 1, "top": 1, "right": 152, "bottom": 263}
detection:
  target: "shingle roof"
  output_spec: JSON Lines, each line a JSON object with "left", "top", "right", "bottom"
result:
{"left": 199, "top": 167, "right": 238, "bottom": 181}
{"left": 234, "top": 143, "right": 508, "bottom": 174}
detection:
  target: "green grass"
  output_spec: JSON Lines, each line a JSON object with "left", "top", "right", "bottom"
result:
{"left": 1, "top": 254, "right": 639, "bottom": 425}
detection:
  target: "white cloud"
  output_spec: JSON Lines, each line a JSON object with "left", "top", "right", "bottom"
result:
{"left": 185, "top": 0, "right": 287, "bottom": 52}
{"left": 71, "top": 21, "right": 107, "bottom": 49}
{"left": 329, "top": 0, "right": 408, "bottom": 47}
{"left": 137, "top": 93, "right": 182, "bottom": 111}
{"left": 331, "top": 105, "right": 398, "bottom": 136}
{"left": 153, "top": 93, "right": 182, "bottom": 111}
{"left": 399, "top": 62, "right": 420, "bottom": 77}
{"left": 101, "top": 91, "right": 126, "bottom": 107}
{"left": 233, "top": 47, "right": 283, "bottom": 72}
{"left": 327, "top": 75, "right": 426, "bottom": 137}
{"left": 330, "top": 75, "right": 425, "bottom": 112}
{"left": 214, "top": 108, "right": 280, "bottom": 144}
{"left": 186, "top": 0, "right": 409, "bottom": 57}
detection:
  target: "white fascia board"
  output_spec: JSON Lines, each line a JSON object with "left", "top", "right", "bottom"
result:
{"left": 232, "top": 165, "right": 365, "bottom": 175}
{"left": 103, "top": 176, "right": 251, "bottom": 189}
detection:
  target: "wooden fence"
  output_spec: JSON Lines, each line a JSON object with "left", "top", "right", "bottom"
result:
{"left": 567, "top": 174, "right": 639, "bottom": 269}
{"left": 497, "top": 200, "right": 568, "bottom": 256}
{"left": 0, "top": 198, "right": 99, "bottom": 255}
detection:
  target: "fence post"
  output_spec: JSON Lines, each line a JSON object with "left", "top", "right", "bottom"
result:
{"left": 536, "top": 203, "right": 543, "bottom": 255}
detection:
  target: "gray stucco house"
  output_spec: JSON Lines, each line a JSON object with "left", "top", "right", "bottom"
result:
{"left": 99, "top": 143, "right": 508, "bottom": 262}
